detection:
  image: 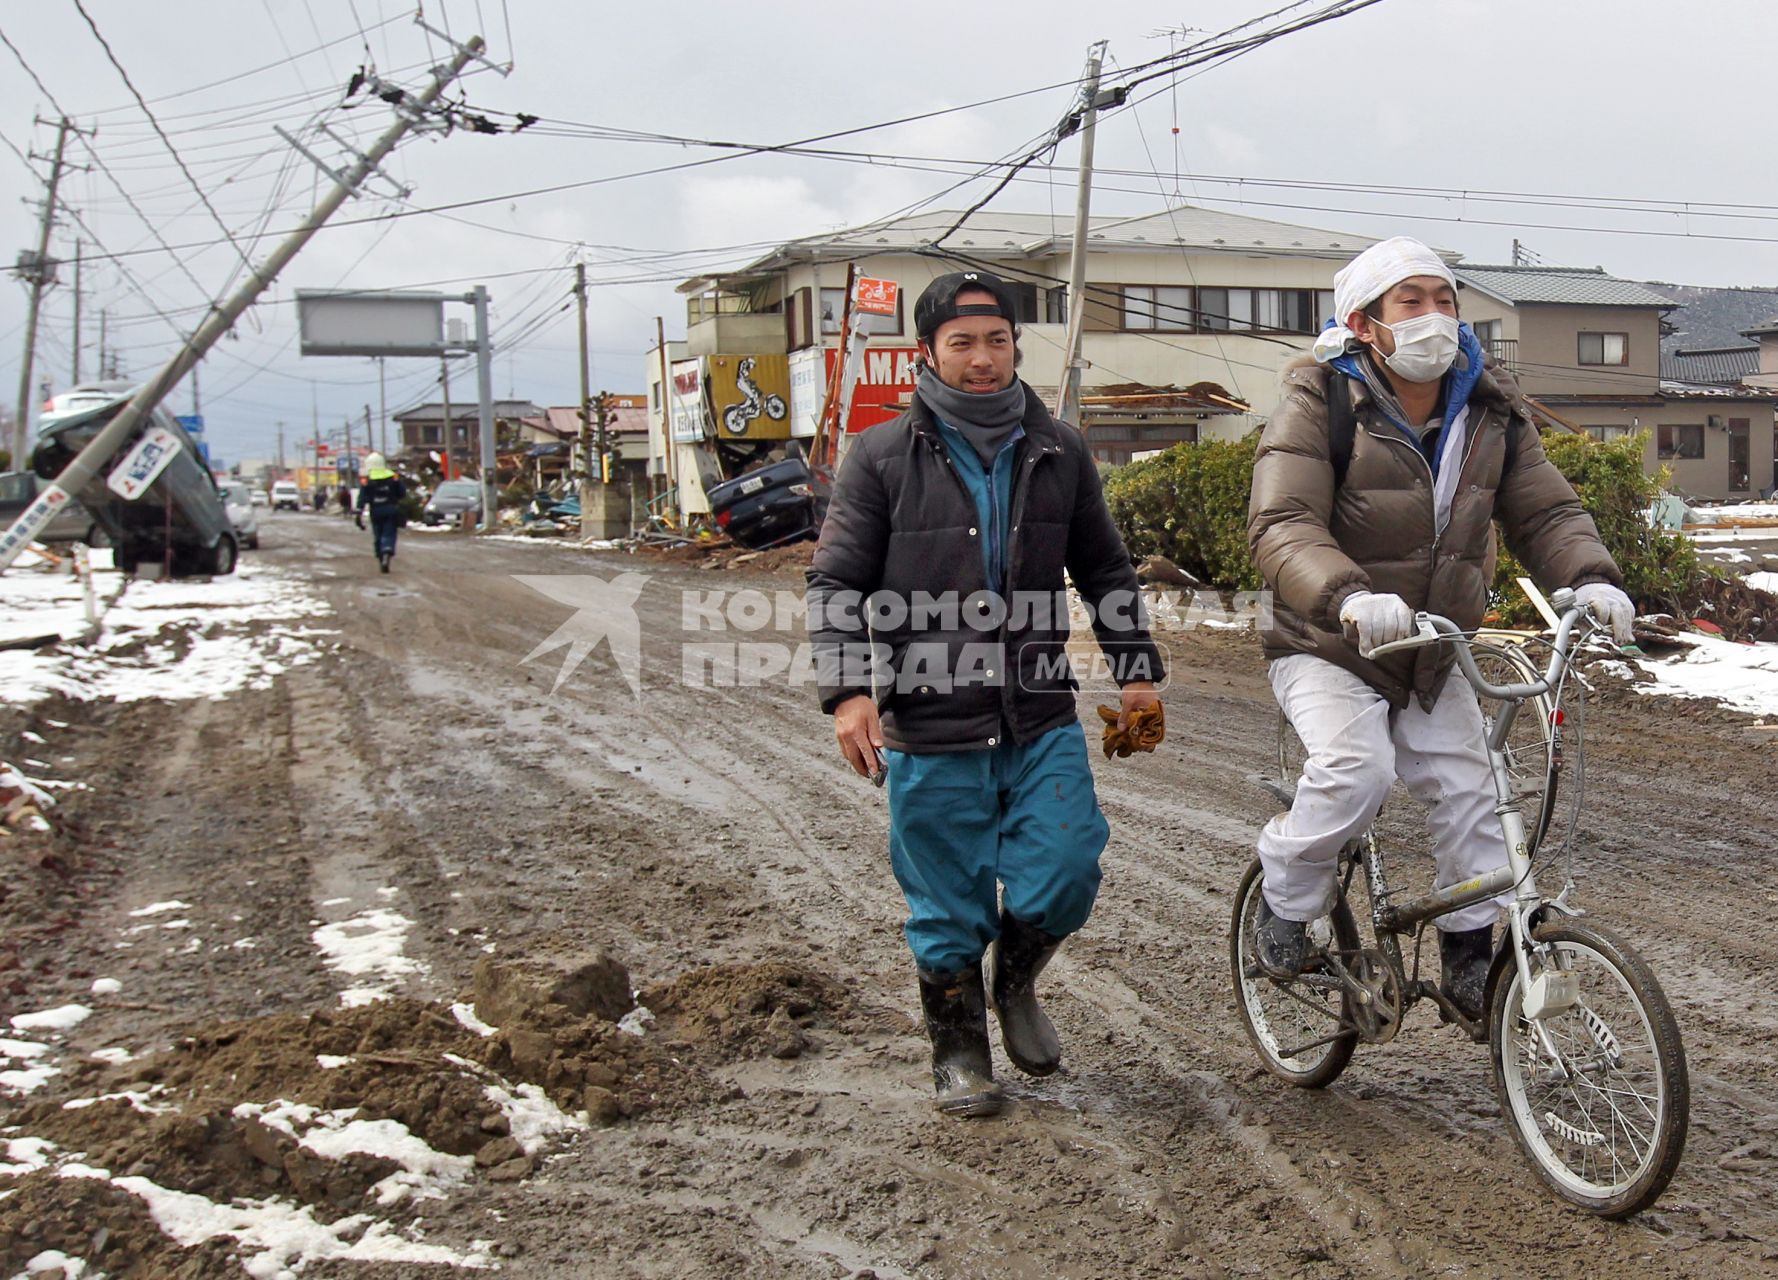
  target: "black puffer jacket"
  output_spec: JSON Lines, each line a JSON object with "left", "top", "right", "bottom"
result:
{"left": 806, "top": 385, "right": 1162, "bottom": 754}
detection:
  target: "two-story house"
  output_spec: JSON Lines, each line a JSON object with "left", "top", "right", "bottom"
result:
{"left": 648, "top": 204, "right": 1386, "bottom": 514}
{"left": 1455, "top": 265, "right": 1777, "bottom": 501}
{"left": 392, "top": 398, "right": 542, "bottom": 477}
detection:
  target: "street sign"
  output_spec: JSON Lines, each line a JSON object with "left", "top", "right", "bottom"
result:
{"left": 107, "top": 424, "right": 183, "bottom": 501}
{"left": 176, "top": 414, "right": 205, "bottom": 434}
{"left": 853, "top": 277, "right": 899, "bottom": 316}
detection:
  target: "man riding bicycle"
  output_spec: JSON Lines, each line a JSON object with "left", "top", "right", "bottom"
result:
{"left": 1246, "top": 236, "right": 1635, "bottom": 1020}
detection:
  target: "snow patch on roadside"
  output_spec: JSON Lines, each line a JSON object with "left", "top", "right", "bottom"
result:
{"left": 58, "top": 1162, "right": 492, "bottom": 1276}
{"left": 1607, "top": 632, "right": 1778, "bottom": 718}
{"left": 311, "top": 909, "right": 428, "bottom": 1006}
{"left": 0, "top": 560, "right": 336, "bottom": 706}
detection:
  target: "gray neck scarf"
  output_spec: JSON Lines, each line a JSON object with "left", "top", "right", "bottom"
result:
{"left": 916, "top": 367, "right": 1026, "bottom": 466}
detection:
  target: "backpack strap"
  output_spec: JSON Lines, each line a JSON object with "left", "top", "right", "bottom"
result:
{"left": 1326, "top": 369, "right": 1358, "bottom": 488}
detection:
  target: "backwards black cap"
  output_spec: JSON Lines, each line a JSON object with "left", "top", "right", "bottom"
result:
{"left": 914, "top": 271, "right": 1020, "bottom": 343}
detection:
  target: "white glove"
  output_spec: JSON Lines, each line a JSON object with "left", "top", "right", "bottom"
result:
{"left": 1339, "top": 590, "right": 1416, "bottom": 657}
{"left": 1573, "top": 582, "right": 1635, "bottom": 646}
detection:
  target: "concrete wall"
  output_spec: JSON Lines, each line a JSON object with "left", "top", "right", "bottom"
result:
{"left": 1513, "top": 304, "right": 1662, "bottom": 398}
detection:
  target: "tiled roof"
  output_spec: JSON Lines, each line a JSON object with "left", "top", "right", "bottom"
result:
{"left": 1645, "top": 281, "right": 1778, "bottom": 354}
{"left": 1662, "top": 345, "right": 1760, "bottom": 386}
{"left": 1456, "top": 265, "right": 1676, "bottom": 307}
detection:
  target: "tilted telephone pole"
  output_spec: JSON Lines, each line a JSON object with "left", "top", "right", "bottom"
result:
{"left": 1054, "top": 43, "right": 1107, "bottom": 430}
{"left": 0, "top": 39, "right": 488, "bottom": 570}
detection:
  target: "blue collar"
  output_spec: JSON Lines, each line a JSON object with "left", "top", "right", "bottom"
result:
{"left": 1326, "top": 322, "right": 1486, "bottom": 478}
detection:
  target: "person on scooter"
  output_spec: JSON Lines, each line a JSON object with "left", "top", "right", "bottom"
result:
{"left": 1246, "top": 236, "right": 1634, "bottom": 1020}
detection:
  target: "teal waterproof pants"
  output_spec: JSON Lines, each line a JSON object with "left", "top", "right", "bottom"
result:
{"left": 885, "top": 721, "right": 1111, "bottom": 973}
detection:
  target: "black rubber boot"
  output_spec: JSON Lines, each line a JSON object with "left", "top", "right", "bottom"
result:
{"left": 916, "top": 965, "right": 1004, "bottom": 1117}
{"left": 1254, "top": 896, "right": 1308, "bottom": 980}
{"left": 988, "top": 910, "right": 1064, "bottom": 1077}
{"left": 1439, "top": 925, "right": 1493, "bottom": 1022}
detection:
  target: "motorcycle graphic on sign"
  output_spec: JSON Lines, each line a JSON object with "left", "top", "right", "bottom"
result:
{"left": 720, "top": 356, "right": 789, "bottom": 436}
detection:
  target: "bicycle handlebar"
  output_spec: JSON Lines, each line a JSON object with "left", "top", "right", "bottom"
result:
{"left": 1360, "top": 588, "right": 1598, "bottom": 703}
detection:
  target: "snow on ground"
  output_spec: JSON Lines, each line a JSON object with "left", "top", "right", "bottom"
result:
{"left": 59, "top": 1164, "right": 493, "bottom": 1276}
{"left": 1599, "top": 631, "right": 1778, "bottom": 718}
{"left": 310, "top": 905, "right": 429, "bottom": 1007}
{"left": 0, "top": 556, "right": 336, "bottom": 706}
{"left": 1749, "top": 572, "right": 1778, "bottom": 594}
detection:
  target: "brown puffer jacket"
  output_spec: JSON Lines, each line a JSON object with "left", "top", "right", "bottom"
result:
{"left": 1248, "top": 354, "right": 1621, "bottom": 710}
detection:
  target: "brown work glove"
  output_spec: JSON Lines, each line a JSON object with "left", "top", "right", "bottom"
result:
{"left": 1097, "top": 701, "right": 1166, "bottom": 759}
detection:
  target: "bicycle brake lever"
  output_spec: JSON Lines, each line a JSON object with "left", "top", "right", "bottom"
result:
{"left": 1362, "top": 616, "right": 1440, "bottom": 660}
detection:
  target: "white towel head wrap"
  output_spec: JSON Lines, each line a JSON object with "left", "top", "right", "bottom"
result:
{"left": 1312, "top": 236, "right": 1458, "bottom": 364}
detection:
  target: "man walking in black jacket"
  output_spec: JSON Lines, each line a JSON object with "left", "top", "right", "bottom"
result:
{"left": 354, "top": 453, "right": 406, "bottom": 573}
{"left": 807, "top": 271, "right": 1163, "bottom": 1116}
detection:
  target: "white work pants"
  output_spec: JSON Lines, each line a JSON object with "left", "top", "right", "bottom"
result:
{"left": 1257, "top": 654, "right": 1508, "bottom": 933}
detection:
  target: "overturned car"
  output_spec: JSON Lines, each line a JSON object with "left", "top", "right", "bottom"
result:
{"left": 32, "top": 392, "right": 237, "bottom": 577}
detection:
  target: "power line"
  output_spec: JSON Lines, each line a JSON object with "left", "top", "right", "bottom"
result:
{"left": 71, "top": 0, "right": 257, "bottom": 280}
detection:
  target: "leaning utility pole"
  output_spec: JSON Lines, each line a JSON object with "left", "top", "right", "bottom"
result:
{"left": 0, "top": 40, "right": 487, "bottom": 569}
{"left": 12, "top": 117, "right": 73, "bottom": 467}
{"left": 1054, "top": 43, "right": 1106, "bottom": 430}
{"left": 376, "top": 356, "right": 388, "bottom": 456}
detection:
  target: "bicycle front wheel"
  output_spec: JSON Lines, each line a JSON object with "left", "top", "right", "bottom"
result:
{"left": 1489, "top": 918, "right": 1688, "bottom": 1217}
{"left": 1230, "top": 858, "right": 1358, "bottom": 1088}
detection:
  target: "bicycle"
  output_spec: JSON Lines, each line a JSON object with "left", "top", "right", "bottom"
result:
{"left": 1230, "top": 588, "right": 1688, "bottom": 1217}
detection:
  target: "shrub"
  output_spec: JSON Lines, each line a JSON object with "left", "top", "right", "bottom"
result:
{"left": 1490, "top": 430, "right": 1701, "bottom": 623}
{"left": 1102, "top": 436, "right": 1262, "bottom": 590}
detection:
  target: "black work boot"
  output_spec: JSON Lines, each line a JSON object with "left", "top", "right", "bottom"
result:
{"left": 916, "top": 965, "right": 1004, "bottom": 1117}
{"left": 988, "top": 910, "right": 1065, "bottom": 1076}
{"left": 1439, "top": 925, "right": 1494, "bottom": 1022}
{"left": 1253, "top": 895, "right": 1308, "bottom": 980}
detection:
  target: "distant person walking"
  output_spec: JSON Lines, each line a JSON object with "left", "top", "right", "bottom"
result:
{"left": 355, "top": 453, "right": 407, "bottom": 573}
{"left": 312, "top": 486, "right": 327, "bottom": 513}
{"left": 337, "top": 484, "right": 352, "bottom": 517}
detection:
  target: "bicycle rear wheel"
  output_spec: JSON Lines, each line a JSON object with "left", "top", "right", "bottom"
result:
{"left": 1471, "top": 642, "right": 1560, "bottom": 855}
{"left": 1230, "top": 859, "right": 1359, "bottom": 1088}
{"left": 1489, "top": 918, "right": 1688, "bottom": 1217}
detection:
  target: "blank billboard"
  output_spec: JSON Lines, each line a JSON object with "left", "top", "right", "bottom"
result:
{"left": 298, "top": 290, "right": 446, "bottom": 357}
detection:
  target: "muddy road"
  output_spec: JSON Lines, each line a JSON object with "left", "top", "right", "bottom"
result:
{"left": 5, "top": 512, "right": 1778, "bottom": 1278}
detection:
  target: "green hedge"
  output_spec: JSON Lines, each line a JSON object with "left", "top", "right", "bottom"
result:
{"left": 1102, "top": 437, "right": 1262, "bottom": 591}
{"left": 1103, "top": 429, "right": 1702, "bottom": 615}
{"left": 1491, "top": 430, "right": 1700, "bottom": 623}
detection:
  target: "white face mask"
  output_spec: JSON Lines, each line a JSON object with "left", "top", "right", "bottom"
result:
{"left": 1371, "top": 312, "right": 1460, "bottom": 383}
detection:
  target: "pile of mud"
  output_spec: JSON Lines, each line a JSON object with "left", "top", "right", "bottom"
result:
{"left": 643, "top": 960, "right": 855, "bottom": 1063}
{"left": 1, "top": 953, "right": 864, "bottom": 1276}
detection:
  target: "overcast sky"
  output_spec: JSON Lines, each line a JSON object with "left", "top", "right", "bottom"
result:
{"left": 3, "top": 0, "right": 1777, "bottom": 467}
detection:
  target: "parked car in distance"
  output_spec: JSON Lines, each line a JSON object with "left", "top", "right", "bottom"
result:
{"left": 250, "top": 487, "right": 269, "bottom": 508}
{"left": 271, "top": 480, "right": 301, "bottom": 511}
{"left": 0, "top": 470, "right": 110, "bottom": 547}
{"left": 32, "top": 392, "right": 237, "bottom": 578}
{"left": 216, "top": 480, "right": 261, "bottom": 549}
{"left": 423, "top": 478, "right": 482, "bottom": 525}
{"left": 705, "top": 456, "right": 824, "bottom": 550}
